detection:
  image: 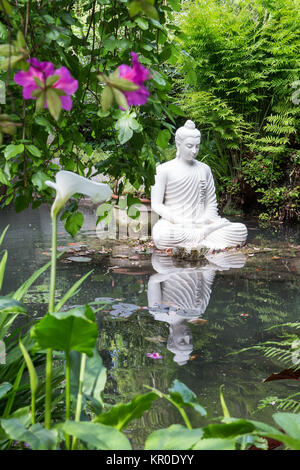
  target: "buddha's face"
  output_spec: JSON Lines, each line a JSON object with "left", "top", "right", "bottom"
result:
{"left": 177, "top": 136, "right": 200, "bottom": 162}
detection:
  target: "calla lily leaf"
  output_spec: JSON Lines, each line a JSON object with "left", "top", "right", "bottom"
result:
{"left": 31, "top": 305, "right": 98, "bottom": 356}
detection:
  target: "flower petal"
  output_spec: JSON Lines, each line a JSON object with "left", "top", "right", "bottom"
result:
{"left": 28, "top": 58, "right": 55, "bottom": 77}
{"left": 14, "top": 68, "right": 43, "bottom": 87}
{"left": 130, "top": 52, "right": 150, "bottom": 84}
{"left": 60, "top": 95, "right": 73, "bottom": 111}
{"left": 53, "top": 67, "right": 78, "bottom": 95}
{"left": 124, "top": 85, "right": 149, "bottom": 106}
{"left": 118, "top": 64, "right": 135, "bottom": 82}
{"left": 46, "top": 171, "right": 112, "bottom": 217}
{"left": 24, "top": 85, "right": 39, "bottom": 100}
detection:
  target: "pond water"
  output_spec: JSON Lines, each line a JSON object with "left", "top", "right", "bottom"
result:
{"left": 1, "top": 203, "right": 300, "bottom": 448}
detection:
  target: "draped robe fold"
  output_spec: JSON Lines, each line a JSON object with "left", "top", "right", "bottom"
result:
{"left": 151, "top": 160, "right": 247, "bottom": 250}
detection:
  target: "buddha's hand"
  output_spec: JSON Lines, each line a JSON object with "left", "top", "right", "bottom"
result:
{"left": 201, "top": 219, "right": 231, "bottom": 237}
{"left": 197, "top": 217, "right": 230, "bottom": 225}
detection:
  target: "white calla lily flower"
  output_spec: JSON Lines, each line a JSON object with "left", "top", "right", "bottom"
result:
{"left": 45, "top": 170, "right": 112, "bottom": 217}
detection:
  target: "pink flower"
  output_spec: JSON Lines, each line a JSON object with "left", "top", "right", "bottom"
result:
{"left": 147, "top": 352, "right": 162, "bottom": 359}
{"left": 14, "top": 58, "right": 78, "bottom": 111}
{"left": 118, "top": 52, "right": 150, "bottom": 106}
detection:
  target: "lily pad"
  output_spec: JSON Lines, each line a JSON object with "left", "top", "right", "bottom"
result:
{"left": 109, "top": 303, "right": 141, "bottom": 318}
{"left": 67, "top": 256, "right": 92, "bottom": 263}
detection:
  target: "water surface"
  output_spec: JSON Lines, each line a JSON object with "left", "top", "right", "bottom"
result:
{"left": 1, "top": 204, "right": 300, "bottom": 448}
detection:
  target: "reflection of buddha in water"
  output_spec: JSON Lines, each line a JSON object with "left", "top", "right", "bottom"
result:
{"left": 151, "top": 120, "right": 248, "bottom": 251}
{"left": 148, "top": 252, "right": 246, "bottom": 365}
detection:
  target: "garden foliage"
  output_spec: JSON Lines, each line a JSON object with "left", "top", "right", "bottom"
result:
{"left": 0, "top": 0, "right": 183, "bottom": 222}
{"left": 176, "top": 0, "right": 300, "bottom": 221}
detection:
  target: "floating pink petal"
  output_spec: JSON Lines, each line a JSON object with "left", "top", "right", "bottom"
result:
{"left": 146, "top": 352, "right": 162, "bottom": 359}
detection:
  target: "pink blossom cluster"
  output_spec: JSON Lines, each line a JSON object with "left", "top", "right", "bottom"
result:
{"left": 14, "top": 58, "right": 78, "bottom": 110}
{"left": 14, "top": 53, "right": 150, "bottom": 112}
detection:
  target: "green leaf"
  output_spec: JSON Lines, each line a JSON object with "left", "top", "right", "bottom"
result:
{"left": 31, "top": 305, "right": 98, "bottom": 356}
{"left": 135, "top": 17, "right": 149, "bottom": 30}
{"left": 192, "top": 438, "right": 237, "bottom": 450}
{"left": 168, "top": 103, "right": 186, "bottom": 117}
{"left": 0, "top": 250, "right": 7, "bottom": 290}
{"left": 34, "top": 115, "right": 54, "bottom": 133}
{"left": 32, "top": 171, "right": 49, "bottom": 191}
{"left": 142, "top": 2, "right": 159, "bottom": 20}
{"left": 0, "top": 54, "right": 24, "bottom": 70}
{"left": 19, "top": 339, "right": 38, "bottom": 396}
{"left": 4, "top": 144, "right": 24, "bottom": 160}
{"left": 94, "top": 392, "right": 158, "bottom": 431}
{"left": 156, "top": 129, "right": 171, "bottom": 149}
{"left": 0, "top": 168, "right": 8, "bottom": 185}
{"left": 33, "top": 77, "right": 44, "bottom": 88}
{"left": 167, "top": 0, "right": 181, "bottom": 11}
{"left": 145, "top": 424, "right": 204, "bottom": 450}
{"left": 0, "top": 225, "right": 9, "bottom": 247}
{"left": 46, "top": 88, "right": 62, "bottom": 121}
{"left": 109, "top": 78, "right": 139, "bottom": 92}
{"left": 55, "top": 270, "right": 93, "bottom": 312}
{"left": 16, "top": 31, "right": 26, "bottom": 48}
{"left": 61, "top": 12, "right": 75, "bottom": 25}
{"left": 70, "top": 348, "right": 107, "bottom": 414}
{"left": 46, "top": 75, "right": 60, "bottom": 87}
{"left": 152, "top": 72, "right": 167, "bottom": 88}
{"left": 0, "top": 382, "right": 12, "bottom": 399}
{"left": 112, "top": 87, "right": 129, "bottom": 111}
{"left": 0, "top": 120, "right": 16, "bottom": 135}
{"left": 220, "top": 384, "right": 230, "bottom": 418}
{"left": 169, "top": 380, "right": 207, "bottom": 416}
{"left": 13, "top": 258, "right": 52, "bottom": 301}
{"left": 0, "top": 297, "right": 27, "bottom": 315}
{"left": 115, "top": 111, "right": 141, "bottom": 144}
{"left": 59, "top": 421, "right": 131, "bottom": 450}
{"left": 1, "top": 418, "right": 57, "bottom": 450}
{"left": 103, "top": 37, "right": 118, "bottom": 52}
{"left": 64, "top": 211, "right": 84, "bottom": 237}
{"left": 203, "top": 420, "right": 255, "bottom": 439}
{"left": 14, "top": 192, "right": 30, "bottom": 212}
{"left": 0, "top": 44, "right": 17, "bottom": 56}
{"left": 272, "top": 413, "right": 300, "bottom": 441}
{"left": 129, "top": 1, "right": 142, "bottom": 17}
{"left": 0, "top": 0, "right": 12, "bottom": 15}
{"left": 101, "top": 85, "right": 113, "bottom": 112}
{"left": 26, "top": 144, "right": 42, "bottom": 158}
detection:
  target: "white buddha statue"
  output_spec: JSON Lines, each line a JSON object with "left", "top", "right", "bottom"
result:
{"left": 148, "top": 251, "right": 247, "bottom": 365}
{"left": 151, "top": 120, "right": 247, "bottom": 251}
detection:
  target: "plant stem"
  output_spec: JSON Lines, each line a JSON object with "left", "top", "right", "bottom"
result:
{"left": 72, "top": 353, "right": 87, "bottom": 450}
{"left": 45, "top": 214, "right": 57, "bottom": 429}
{"left": 168, "top": 398, "right": 192, "bottom": 430}
{"left": 44, "top": 348, "right": 52, "bottom": 430}
{"left": 65, "top": 352, "right": 71, "bottom": 450}
{"left": 177, "top": 406, "right": 193, "bottom": 430}
{"left": 49, "top": 214, "right": 57, "bottom": 313}
{"left": 31, "top": 391, "right": 36, "bottom": 425}
{"left": 3, "top": 362, "right": 25, "bottom": 418}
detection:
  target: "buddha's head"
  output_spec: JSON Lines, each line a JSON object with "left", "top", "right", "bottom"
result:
{"left": 175, "top": 120, "right": 201, "bottom": 162}
{"left": 167, "top": 323, "right": 193, "bottom": 366}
